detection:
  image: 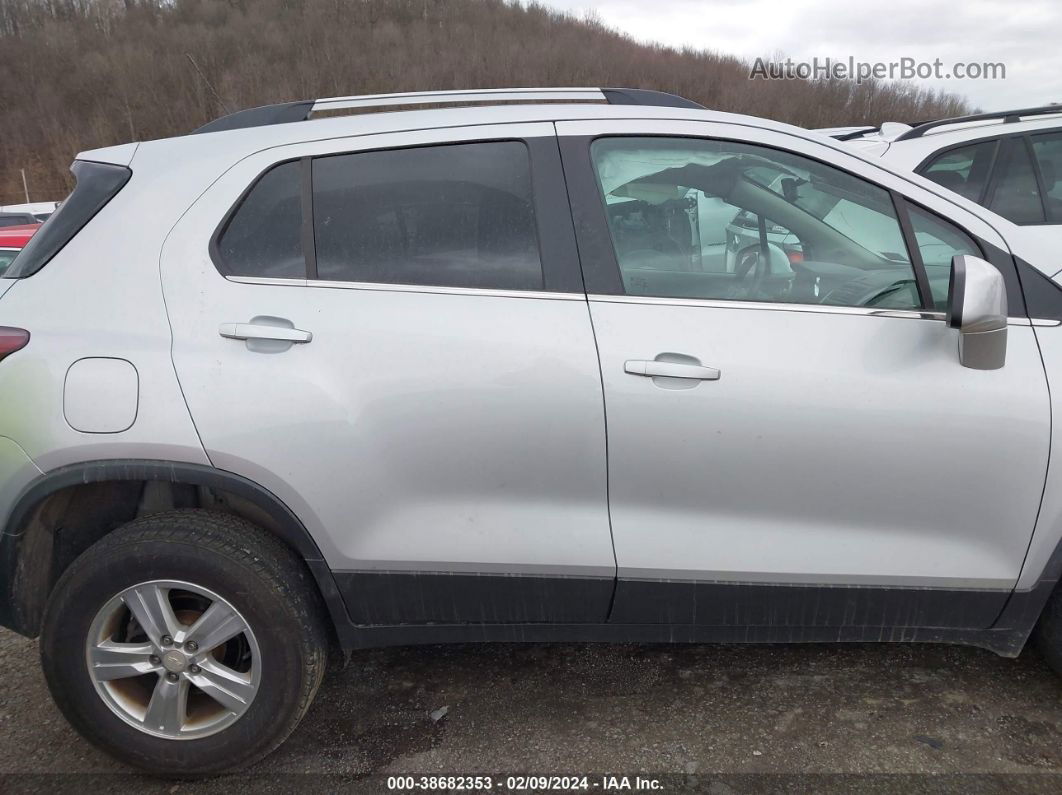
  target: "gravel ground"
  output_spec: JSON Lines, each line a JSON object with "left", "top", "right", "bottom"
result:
{"left": 1, "top": 628, "right": 1060, "bottom": 792}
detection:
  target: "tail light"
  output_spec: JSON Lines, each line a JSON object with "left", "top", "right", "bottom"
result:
{"left": 0, "top": 327, "right": 29, "bottom": 362}
{"left": 786, "top": 250, "right": 805, "bottom": 264}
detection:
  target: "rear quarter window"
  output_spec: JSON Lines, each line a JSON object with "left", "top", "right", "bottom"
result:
{"left": 4, "top": 160, "right": 131, "bottom": 278}
{"left": 214, "top": 160, "right": 305, "bottom": 279}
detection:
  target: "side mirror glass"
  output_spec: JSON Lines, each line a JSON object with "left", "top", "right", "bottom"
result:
{"left": 946, "top": 254, "right": 1008, "bottom": 370}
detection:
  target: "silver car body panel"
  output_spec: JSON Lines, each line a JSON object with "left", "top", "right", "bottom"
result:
{"left": 0, "top": 99, "right": 1061, "bottom": 647}
{"left": 159, "top": 123, "right": 613, "bottom": 577}
{"left": 588, "top": 295, "right": 1047, "bottom": 589}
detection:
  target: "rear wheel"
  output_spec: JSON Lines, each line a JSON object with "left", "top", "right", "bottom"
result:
{"left": 40, "top": 510, "right": 328, "bottom": 776}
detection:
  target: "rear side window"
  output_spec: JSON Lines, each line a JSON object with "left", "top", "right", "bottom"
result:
{"left": 1031, "top": 132, "right": 1062, "bottom": 223}
{"left": 311, "top": 142, "right": 543, "bottom": 290}
{"left": 920, "top": 141, "right": 996, "bottom": 203}
{"left": 5, "top": 160, "right": 130, "bottom": 278}
{"left": 215, "top": 160, "right": 304, "bottom": 279}
{"left": 987, "top": 139, "right": 1045, "bottom": 224}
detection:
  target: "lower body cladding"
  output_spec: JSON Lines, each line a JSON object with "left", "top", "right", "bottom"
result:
{"left": 332, "top": 570, "right": 1052, "bottom": 657}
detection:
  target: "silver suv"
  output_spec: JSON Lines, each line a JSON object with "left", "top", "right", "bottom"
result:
{"left": 3, "top": 87, "right": 1062, "bottom": 776}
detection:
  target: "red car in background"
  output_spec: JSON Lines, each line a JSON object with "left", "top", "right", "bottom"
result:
{"left": 0, "top": 224, "right": 40, "bottom": 275}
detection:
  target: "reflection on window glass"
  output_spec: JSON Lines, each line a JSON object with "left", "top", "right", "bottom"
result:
{"left": 907, "top": 204, "right": 982, "bottom": 310}
{"left": 1032, "top": 132, "right": 1062, "bottom": 223}
{"left": 0, "top": 250, "right": 18, "bottom": 275}
{"left": 312, "top": 142, "right": 542, "bottom": 290}
{"left": 921, "top": 141, "right": 996, "bottom": 203}
{"left": 590, "top": 137, "right": 920, "bottom": 310}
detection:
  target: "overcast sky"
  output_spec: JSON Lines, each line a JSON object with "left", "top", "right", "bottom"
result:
{"left": 542, "top": 0, "right": 1061, "bottom": 112}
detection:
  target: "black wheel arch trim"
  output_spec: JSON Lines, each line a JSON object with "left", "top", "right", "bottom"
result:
{"left": 0, "top": 459, "right": 353, "bottom": 642}
{"left": 6, "top": 460, "right": 1062, "bottom": 656}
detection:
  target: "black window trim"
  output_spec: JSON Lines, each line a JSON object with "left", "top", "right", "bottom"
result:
{"left": 890, "top": 192, "right": 934, "bottom": 310}
{"left": 4, "top": 159, "right": 131, "bottom": 279}
{"left": 209, "top": 136, "right": 583, "bottom": 295}
{"left": 299, "top": 156, "right": 318, "bottom": 279}
{"left": 1025, "top": 134, "right": 1057, "bottom": 224}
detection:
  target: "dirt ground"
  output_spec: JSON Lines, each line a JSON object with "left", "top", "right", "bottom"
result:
{"left": 1, "top": 629, "right": 1060, "bottom": 792}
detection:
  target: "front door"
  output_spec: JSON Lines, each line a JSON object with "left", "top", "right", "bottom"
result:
{"left": 559, "top": 120, "right": 1050, "bottom": 629}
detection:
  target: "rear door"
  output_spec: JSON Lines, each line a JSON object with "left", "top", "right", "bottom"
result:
{"left": 558, "top": 119, "right": 1050, "bottom": 630}
{"left": 161, "top": 124, "right": 615, "bottom": 624}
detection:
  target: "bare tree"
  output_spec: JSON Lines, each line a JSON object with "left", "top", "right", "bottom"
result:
{"left": 0, "top": 0, "right": 973, "bottom": 202}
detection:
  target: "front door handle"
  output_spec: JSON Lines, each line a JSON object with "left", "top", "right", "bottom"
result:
{"left": 625, "top": 359, "right": 720, "bottom": 380}
{"left": 219, "top": 322, "right": 312, "bottom": 343}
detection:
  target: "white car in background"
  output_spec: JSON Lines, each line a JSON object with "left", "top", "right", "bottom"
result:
{"left": 822, "top": 107, "right": 1062, "bottom": 275}
{"left": 0, "top": 201, "right": 59, "bottom": 222}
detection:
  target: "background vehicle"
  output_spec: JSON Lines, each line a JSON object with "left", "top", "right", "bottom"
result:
{"left": 822, "top": 106, "right": 1062, "bottom": 229}
{"left": 0, "top": 223, "right": 39, "bottom": 274}
{"left": 3, "top": 88, "right": 1062, "bottom": 776}
{"left": 0, "top": 201, "right": 59, "bottom": 222}
{"left": 0, "top": 211, "right": 38, "bottom": 228}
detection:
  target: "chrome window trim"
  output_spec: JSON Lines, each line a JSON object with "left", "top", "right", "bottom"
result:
{"left": 227, "top": 275, "right": 309, "bottom": 287}
{"left": 225, "top": 278, "right": 1060, "bottom": 320}
{"left": 587, "top": 293, "right": 946, "bottom": 320}
{"left": 587, "top": 293, "right": 1048, "bottom": 325}
{"left": 226, "top": 274, "right": 584, "bottom": 301}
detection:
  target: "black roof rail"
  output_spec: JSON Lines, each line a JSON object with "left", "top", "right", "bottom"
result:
{"left": 832, "top": 126, "right": 880, "bottom": 141}
{"left": 894, "top": 105, "right": 1062, "bottom": 141}
{"left": 192, "top": 87, "right": 704, "bottom": 134}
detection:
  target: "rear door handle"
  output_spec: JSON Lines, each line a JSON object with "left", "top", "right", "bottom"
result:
{"left": 625, "top": 360, "right": 720, "bottom": 380}
{"left": 219, "top": 323, "right": 312, "bottom": 343}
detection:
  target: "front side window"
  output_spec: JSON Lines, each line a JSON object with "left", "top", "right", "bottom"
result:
{"left": 1031, "top": 131, "right": 1062, "bottom": 223}
{"left": 590, "top": 137, "right": 920, "bottom": 310}
{"left": 920, "top": 141, "right": 997, "bottom": 203}
{"left": 987, "top": 139, "right": 1045, "bottom": 224}
{"left": 312, "top": 142, "right": 543, "bottom": 290}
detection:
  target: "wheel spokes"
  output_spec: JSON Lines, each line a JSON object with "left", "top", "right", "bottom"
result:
{"left": 186, "top": 600, "right": 246, "bottom": 651}
{"left": 89, "top": 640, "right": 158, "bottom": 681}
{"left": 89, "top": 579, "right": 261, "bottom": 739}
{"left": 188, "top": 657, "right": 256, "bottom": 714}
{"left": 143, "top": 676, "right": 189, "bottom": 735}
{"left": 122, "top": 583, "right": 182, "bottom": 646}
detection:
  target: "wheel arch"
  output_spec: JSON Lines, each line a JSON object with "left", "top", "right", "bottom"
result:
{"left": 0, "top": 459, "right": 351, "bottom": 642}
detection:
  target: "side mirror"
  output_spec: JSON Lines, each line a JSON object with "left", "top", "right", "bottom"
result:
{"left": 947, "top": 254, "right": 1008, "bottom": 370}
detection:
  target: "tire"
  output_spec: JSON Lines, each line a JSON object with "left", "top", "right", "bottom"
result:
{"left": 40, "top": 510, "right": 328, "bottom": 776}
{"left": 1034, "top": 586, "right": 1062, "bottom": 676}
